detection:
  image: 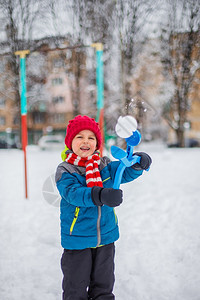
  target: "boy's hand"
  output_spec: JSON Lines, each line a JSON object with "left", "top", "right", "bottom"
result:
{"left": 132, "top": 152, "right": 152, "bottom": 170}
{"left": 91, "top": 187, "right": 123, "bottom": 207}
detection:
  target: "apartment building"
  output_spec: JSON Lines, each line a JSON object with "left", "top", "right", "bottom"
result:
{"left": 130, "top": 37, "right": 200, "bottom": 145}
{"left": 0, "top": 37, "right": 90, "bottom": 146}
{"left": 0, "top": 35, "right": 199, "bottom": 148}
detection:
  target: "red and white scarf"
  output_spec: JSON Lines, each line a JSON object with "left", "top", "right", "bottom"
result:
{"left": 65, "top": 152, "right": 103, "bottom": 188}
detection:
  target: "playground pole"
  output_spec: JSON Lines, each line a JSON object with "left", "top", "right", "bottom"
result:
{"left": 15, "top": 50, "right": 30, "bottom": 199}
{"left": 91, "top": 43, "right": 104, "bottom": 155}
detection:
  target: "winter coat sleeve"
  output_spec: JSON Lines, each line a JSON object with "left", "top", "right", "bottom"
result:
{"left": 106, "top": 159, "right": 143, "bottom": 185}
{"left": 56, "top": 168, "right": 96, "bottom": 208}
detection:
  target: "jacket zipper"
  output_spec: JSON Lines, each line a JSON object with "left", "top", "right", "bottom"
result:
{"left": 96, "top": 206, "right": 101, "bottom": 247}
{"left": 70, "top": 207, "right": 80, "bottom": 235}
{"left": 70, "top": 206, "right": 102, "bottom": 246}
{"left": 113, "top": 208, "right": 118, "bottom": 224}
{"left": 96, "top": 177, "right": 111, "bottom": 246}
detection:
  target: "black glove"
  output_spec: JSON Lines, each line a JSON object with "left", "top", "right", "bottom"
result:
{"left": 91, "top": 187, "right": 123, "bottom": 207}
{"left": 132, "top": 152, "right": 152, "bottom": 170}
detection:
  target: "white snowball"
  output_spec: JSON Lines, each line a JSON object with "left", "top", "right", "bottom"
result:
{"left": 115, "top": 115, "right": 138, "bottom": 138}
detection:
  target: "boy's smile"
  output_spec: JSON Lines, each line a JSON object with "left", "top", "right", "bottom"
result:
{"left": 71, "top": 130, "right": 97, "bottom": 157}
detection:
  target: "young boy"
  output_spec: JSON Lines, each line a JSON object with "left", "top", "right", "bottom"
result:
{"left": 55, "top": 115, "right": 152, "bottom": 300}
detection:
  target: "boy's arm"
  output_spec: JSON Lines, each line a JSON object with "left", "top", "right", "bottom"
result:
{"left": 56, "top": 172, "right": 95, "bottom": 207}
{"left": 106, "top": 152, "right": 151, "bottom": 185}
{"left": 56, "top": 170, "right": 123, "bottom": 208}
{"left": 107, "top": 160, "right": 143, "bottom": 185}
{"left": 121, "top": 152, "right": 152, "bottom": 183}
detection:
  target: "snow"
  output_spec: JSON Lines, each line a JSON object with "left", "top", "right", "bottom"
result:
{"left": 0, "top": 143, "right": 200, "bottom": 300}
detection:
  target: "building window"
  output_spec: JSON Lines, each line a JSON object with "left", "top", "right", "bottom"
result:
{"left": 53, "top": 59, "right": 64, "bottom": 68}
{"left": 13, "top": 115, "right": 20, "bottom": 125}
{"left": 0, "top": 98, "right": 5, "bottom": 108}
{"left": 51, "top": 113, "right": 66, "bottom": 123}
{"left": 0, "top": 116, "right": 5, "bottom": 125}
{"left": 0, "top": 80, "right": 5, "bottom": 91}
{"left": 33, "top": 112, "right": 45, "bottom": 124}
{"left": 52, "top": 78, "right": 63, "bottom": 85}
{"left": 52, "top": 96, "right": 64, "bottom": 104}
{"left": 66, "top": 50, "right": 72, "bottom": 60}
{"left": 0, "top": 60, "right": 5, "bottom": 72}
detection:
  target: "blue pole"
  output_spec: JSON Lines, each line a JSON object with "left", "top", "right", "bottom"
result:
{"left": 91, "top": 43, "right": 104, "bottom": 121}
{"left": 20, "top": 57, "right": 28, "bottom": 115}
{"left": 91, "top": 43, "right": 104, "bottom": 155}
{"left": 96, "top": 48, "right": 104, "bottom": 120}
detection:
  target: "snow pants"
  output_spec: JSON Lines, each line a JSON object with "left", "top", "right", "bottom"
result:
{"left": 61, "top": 243, "right": 115, "bottom": 300}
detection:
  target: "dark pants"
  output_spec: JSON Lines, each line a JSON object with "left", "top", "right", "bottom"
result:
{"left": 61, "top": 243, "right": 115, "bottom": 300}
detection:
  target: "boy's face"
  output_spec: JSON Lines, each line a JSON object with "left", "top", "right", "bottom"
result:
{"left": 71, "top": 130, "right": 97, "bottom": 157}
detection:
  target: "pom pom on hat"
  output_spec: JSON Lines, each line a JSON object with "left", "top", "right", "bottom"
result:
{"left": 65, "top": 115, "right": 102, "bottom": 150}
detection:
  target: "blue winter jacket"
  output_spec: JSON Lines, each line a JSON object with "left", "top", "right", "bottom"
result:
{"left": 55, "top": 156, "right": 143, "bottom": 250}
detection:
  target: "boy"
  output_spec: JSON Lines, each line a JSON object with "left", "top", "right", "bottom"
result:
{"left": 55, "top": 115, "right": 152, "bottom": 300}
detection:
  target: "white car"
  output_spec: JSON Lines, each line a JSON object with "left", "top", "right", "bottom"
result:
{"left": 38, "top": 135, "right": 65, "bottom": 150}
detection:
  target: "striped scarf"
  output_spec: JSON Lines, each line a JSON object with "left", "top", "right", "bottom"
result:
{"left": 65, "top": 153, "right": 103, "bottom": 188}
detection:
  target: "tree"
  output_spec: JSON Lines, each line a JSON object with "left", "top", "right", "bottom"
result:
{"left": 69, "top": 0, "right": 117, "bottom": 118}
{"left": 160, "top": 0, "right": 200, "bottom": 147}
{"left": 114, "top": 0, "right": 157, "bottom": 116}
{"left": 0, "top": 0, "right": 50, "bottom": 107}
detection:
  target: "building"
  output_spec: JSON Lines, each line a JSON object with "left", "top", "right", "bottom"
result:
{"left": 0, "top": 37, "right": 90, "bottom": 146}
{"left": 130, "top": 37, "right": 200, "bottom": 145}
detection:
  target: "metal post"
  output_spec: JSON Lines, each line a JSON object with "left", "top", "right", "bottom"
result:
{"left": 15, "top": 50, "right": 30, "bottom": 199}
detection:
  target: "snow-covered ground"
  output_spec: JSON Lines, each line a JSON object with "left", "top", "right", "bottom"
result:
{"left": 0, "top": 142, "right": 200, "bottom": 300}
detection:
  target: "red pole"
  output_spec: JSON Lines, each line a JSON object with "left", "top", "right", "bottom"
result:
{"left": 22, "top": 114, "right": 28, "bottom": 198}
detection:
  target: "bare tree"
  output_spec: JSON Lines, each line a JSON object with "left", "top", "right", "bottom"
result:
{"left": 161, "top": 0, "right": 200, "bottom": 146}
{"left": 48, "top": 0, "right": 88, "bottom": 117}
{"left": 0, "top": 0, "right": 50, "bottom": 105}
{"left": 69, "top": 0, "right": 116, "bottom": 117}
{"left": 114, "top": 0, "right": 157, "bottom": 115}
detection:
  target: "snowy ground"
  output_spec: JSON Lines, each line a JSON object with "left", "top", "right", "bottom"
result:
{"left": 0, "top": 142, "right": 200, "bottom": 300}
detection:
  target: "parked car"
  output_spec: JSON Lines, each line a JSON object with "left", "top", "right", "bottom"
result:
{"left": 185, "top": 138, "right": 199, "bottom": 148}
{"left": 168, "top": 138, "right": 199, "bottom": 148}
{"left": 0, "top": 139, "right": 18, "bottom": 149}
{"left": 38, "top": 135, "right": 65, "bottom": 150}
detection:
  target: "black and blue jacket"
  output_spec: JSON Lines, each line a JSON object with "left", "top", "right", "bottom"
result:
{"left": 55, "top": 156, "right": 143, "bottom": 250}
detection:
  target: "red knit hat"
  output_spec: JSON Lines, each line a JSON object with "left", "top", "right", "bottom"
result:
{"left": 65, "top": 115, "right": 102, "bottom": 150}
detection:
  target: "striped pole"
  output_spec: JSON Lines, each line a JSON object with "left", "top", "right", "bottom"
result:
{"left": 91, "top": 43, "right": 104, "bottom": 156}
{"left": 15, "top": 50, "right": 30, "bottom": 199}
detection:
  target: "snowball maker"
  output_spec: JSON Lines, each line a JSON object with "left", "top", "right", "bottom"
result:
{"left": 115, "top": 115, "right": 138, "bottom": 138}
{"left": 126, "top": 130, "right": 141, "bottom": 146}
